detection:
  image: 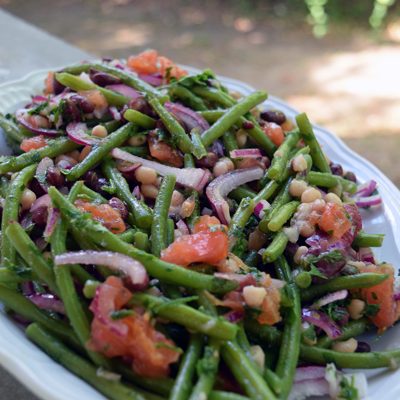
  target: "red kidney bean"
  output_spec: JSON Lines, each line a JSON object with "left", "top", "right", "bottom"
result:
{"left": 260, "top": 110, "right": 286, "bottom": 125}
{"left": 344, "top": 171, "right": 357, "bottom": 183}
{"left": 330, "top": 162, "right": 344, "bottom": 176}
{"left": 46, "top": 166, "right": 65, "bottom": 188}
{"left": 108, "top": 197, "right": 128, "bottom": 220}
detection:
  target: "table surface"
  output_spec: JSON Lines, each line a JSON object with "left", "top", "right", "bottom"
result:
{"left": 0, "top": 9, "right": 90, "bottom": 400}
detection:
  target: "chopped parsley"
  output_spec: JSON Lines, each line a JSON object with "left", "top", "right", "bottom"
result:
{"left": 339, "top": 375, "right": 359, "bottom": 400}
{"left": 364, "top": 303, "right": 380, "bottom": 317}
{"left": 28, "top": 101, "right": 49, "bottom": 115}
{"left": 110, "top": 309, "right": 134, "bottom": 320}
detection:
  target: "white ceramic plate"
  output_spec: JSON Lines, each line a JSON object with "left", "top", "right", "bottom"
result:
{"left": 1, "top": 66, "right": 400, "bottom": 400}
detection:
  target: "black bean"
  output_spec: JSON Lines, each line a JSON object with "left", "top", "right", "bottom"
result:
{"left": 242, "top": 120, "right": 254, "bottom": 130}
{"left": 108, "top": 197, "right": 128, "bottom": 220}
{"left": 260, "top": 110, "right": 286, "bottom": 125}
{"left": 196, "top": 152, "right": 218, "bottom": 168}
{"left": 31, "top": 206, "right": 48, "bottom": 226}
{"left": 330, "top": 162, "right": 344, "bottom": 176}
{"left": 356, "top": 341, "right": 371, "bottom": 353}
{"left": 46, "top": 166, "right": 65, "bottom": 188}
{"left": 344, "top": 171, "right": 357, "bottom": 183}
{"left": 83, "top": 170, "right": 108, "bottom": 195}
{"left": 89, "top": 69, "right": 121, "bottom": 87}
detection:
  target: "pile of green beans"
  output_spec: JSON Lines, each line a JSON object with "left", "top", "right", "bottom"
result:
{"left": 0, "top": 57, "right": 393, "bottom": 400}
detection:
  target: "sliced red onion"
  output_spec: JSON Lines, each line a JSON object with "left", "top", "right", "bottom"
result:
{"left": 44, "top": 207, "right": 60, "bottom": 239}
{"left": 106, "top": 84, "right": 140, "bottom": 99}
{"left": 294, "top": 366, "right": 326, "bottom": 383}
{"left": 201, "top": 207, "right": 213, "bottom": 216}
{"left": 356, "top": 179, "right": 377, "bottom": 197}
{"left": 206, "top": 167, "right": 264, "bottom": 224}
{"left": 225, "top": 309, "right": 245, "bottom": 323}
{"left": 355, "top": 194, "right": 382, "bottom": 208}
{"left": 30, "top": 194, "right": 51, "bottom": 213}
{"left": 28, "top": 293, "right": 65, "bottom": 314}
{"left": 289, "top": 378, "right": 329, "bottom": 400}
{"left": 358, "top": 247, "right": 375, "bottom": 264}
{"left": 214, "top": 273, "right": 257, "bottom": 289}
{"left": 66, "top": 122, "right": 103, "bottom": 146}
{"left": 176, "top": 219, "right": 189, "bottom": 236}
{"left": 32, "top": 95, "right": 48, "bottom": 103}
{"left": 109, "top": 106, "right": 122, "bottom": 121}
{"left": 138, "top": 73, "right": 163, "bottom": 87}
{"left": 164, "top": 102, "right": 210, "bottom": 133}
{"left": 254, "top": 199, "right": 270, "bottom": 219}
{"left": 230, "top": 148, "right": 263, "bottom": 159}
{"left": 132, "top": 185, "right": 144, "bottom": 201}
{"left": 15, "top": 109, "right": 61, "bottom": 137}
{"left": 35, "top": 157, "right": 54, "bottom": 193}
{"left": 21, "top": 282, "right": 35, "bottom": 296}
{"left": 55, "top": 251, "right": 149, "bottom": 290}
{"left": 112, "top": 148, "right": 211, "bottom": 191}
{"left": 302, "top": 309, "right": 342, "bottom": 339}
{"left": 310, "top": 290, "right": 348, "bottom": 310}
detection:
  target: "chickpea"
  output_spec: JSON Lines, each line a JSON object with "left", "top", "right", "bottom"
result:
{"left": 235, "top": 129, "right": 248, "bottom": 148}
{"left": 66, "top": 150, "right": 80, "bottom": 162}
{"left": 128, "top": 135, "right": 146, "bottom": 146}
{"left": 250, "top": 345, "right": 265, "bottom": 370}
{"left": 332, "top": 338, "right": 358, "bottom": 353}
{"left": 180, "top": 196, "right": 196, "bottom": 218}
{"left": 347, "top": 299, "right": 365, "bottom": 320}
{"left": 292, "top": 154, "right": 308, "bottom": 172}
{"left": 55, "top": 155, "right": 78, "bottom": 166}
{"left": 79, "top": 146, "right": 92, "bottom": 162}
{"left": 135, "top": 166, "right": 157, "bottom": 185}
{"left": 20, "top": 188, "right": 37, "bottom": 210}
{"left": 213, "top": 158, "right": 234, "bottom": 177}
{"left": 299, "top": 221, "right": 315, "bottom": 237}
{"left": 171, "top": 190, "right": 184, "bottom": 207}
{"left": 294, "top": 246, "right": 308, "bottom": 264}
{"left": 289, "top": 179, "right": 308, "bottom": 197}
{"left": 91, "top": 124, "right": 108, "bottom": 138}
{"left": 312, "top": 199, "right": 326, "bottom": 212}
{"left": 242, "top": 285, "right": 267, "bottom": 308}
{"left": 325, "top": 192, "right": 342, "bottom": 205}
{"left": 301, "top": 187, "right": 322, "bottom": 203}
{"left": 141, "top": 184, "right": 159, "bottom": 199}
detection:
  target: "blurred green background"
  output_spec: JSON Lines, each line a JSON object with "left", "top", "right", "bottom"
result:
{"left": 2, "top": 0, "right": 400, "bottom": 185}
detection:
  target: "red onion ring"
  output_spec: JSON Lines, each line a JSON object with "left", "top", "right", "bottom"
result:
{"left": 66, "top": 122, "right": 103, "bottom": 146}
{"left": 230, "top": 148, "right": 263, "bottom": 159}
{"left": 16, "top": 109, "right": 62, "bottom": 137}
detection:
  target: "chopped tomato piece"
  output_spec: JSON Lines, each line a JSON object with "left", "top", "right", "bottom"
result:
{"left": 88, "top": 277, "right": 180, "bottom": 378}
{"left": 20, "top": 135, "right": 48, "bottom": 152}
{"left": 161, "top": 230, "right": 228, "bottom": 266}
{"left": 257, "top": 286, "right": 281, "bottom": 326}
{"left": 357, "top": 263, "right": 397, "bottom": 331}
{"left": 148, "top": 133, "right": 183, "bottom": 167}
{"left": 193, "top": 215, "right": 222, "bottom": 233}
{"left": 75, "top": 199, "right": 126, "bottom": 234}
{"left": 79, "top": 89, "right": 108, "bottom": 110}
{"left": 318, "top": 203, "right": 351, "bottom": 239}
{"left": 44, "top": 71, "right": 55, "bottom": 95}
{"left": 127, "top": 50, "right": 187, "bottom": 82}
{"left": 262, "top": 122, "right": 285, "bottom": 146}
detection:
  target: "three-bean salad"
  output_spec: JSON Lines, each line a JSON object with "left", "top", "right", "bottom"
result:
{"left": 0, "top": 49, "right": 396, "bottom": 400}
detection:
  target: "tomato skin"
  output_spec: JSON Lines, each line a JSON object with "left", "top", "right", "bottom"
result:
{"left": 192, "top": 215, "right": 222, "bottom": 233}
{"left": 262, "top": 122, "right": 285, "bottom": 146}
{"left": 148, "top": 133, "right": 183, "bottom": 167}
{"left": 20, "top": 135, "right": 48, "bottom": 152}
{"left": 75, "top": 199, "right": 126, "bottom": 234}
{"left": 318, "top": 203, "right": 351, "bottom": 239}
{"left": 161, "top": 230, "right": 228, "bottom": 266}
{"left": 88, "top": 277, "right": 180, "bottom": 378}
{"left": 257, "top": 286, "right": 281, "bottom": 326}
{"left": 357, "top": 263, "right": 397, "bottom": 331}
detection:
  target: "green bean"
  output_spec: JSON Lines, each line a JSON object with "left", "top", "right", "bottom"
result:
{"left": 118, "top": 229, "right": 136, "bottom": 243}
{"left": 201, "top": 92, "right": 268, "bottom": 148}
{"left": 55, "top": 72, "right": 129, "bottom": 106}
{"left": 229, "top": 197, "right": 254, "bottom": 235}
{"left": 120, "top": 145, "right": 149, "bottom": 157}
{"left": 151, "top": 175, "right": 176, "bottom": 256}
{"left": 317, "top": 319, "right": 369, "bottom": 349}
{"left": 102, "top": 158, "right": 153, "bottom": 229}
{"left": 1, "top": 164, "right": 36, "bottom": 266}
{"left": 131, "top": 293, "right": 237, "bottom": 340}
{"left": 199, "top": 110, "right": 223, "bottom": 123}
{"left": 229, "top": 186, "right": 256, "bottom": 201}
{"left": 190, "top": 129, "right": 208, "bottom": 159}
{"left": 48, "top": 186, "right": 237, "bottom": 293}
{"left": 0, "top": 285, "right": 79, "bottom": 347}
{"left": 294, "top": 271, "right": 312, "bottom": 289}
{"left": 267, "top": 201, "right": 300, "bottom": 232}
{"left": 222, "top": 130, "right": 238, "bottom": 152}
{"left": 0, "top": 137, "right": 79, "bottom": 174}
{"left": 184, "top": 154, "right": 200, "bottom": 229}
{"left": 263, "top": 370, "right": 282, "bottom": 397}
{"left": 301, "top": 273, "right": 389, "bottom": 302}
{"left": 209, "top": 391, "right": 249, "bottom": 400}
{"left": 169, "top": 84, "right": 207, "bottom": 111}
{"left": 133, "top": 231, "right": 150, "bottom": 251}
{"left": 169, "top": 334, "right": 203, "bottom": 400}
{"left": 0, "top": 113, "right": 28, "bottom": 143}
{"left": 148, "top": 97, "right": 194, "bottom": 154}
{"left": 124, "top": 109, "right": 156, "bottom": 129}
{"left": 65, "top": 123, "right": 134, "bottom": 181}
{"left": 0, "top": 267, "right": 32, "bottom": 286}
{"left": 258, "top": 179, "right": 292, "bottom": 233}
{"left": 189, "top": 339, "right": 220, "bottom": 400}
{"left": 253, "top": 180, "right": 280, "bottom": 205}
{"left": 103, "top": 119, "right": 123, "bottom": 133}
{"left": 26, "top": 323, "right": 154, "bottom": 400}
{"left": 296, "top": 112, "right": 330, "bottom": 173}
{"left": 51, "top": 183, "right": 107, "bottom": 366}
{"left": 166, "top": 218, "right": 175, "bottom": 247}
{"left": 353, "top": 232, "right": 384, "bottom": 247}
{"left": 306, "top": 171, "right": 357, "bottom": 194}
{"left": 90, "top": 63, "right": 162, "bottom": 98}
{"left": 274, "top": 256, "right": 301, "bottom": 400}
{"left": 221, "top": 340, "right": 277, "bottom": 400}
{"left": 77, "top": 183, "right": 108, "bottom": 204}
{"left": 262, "top": 231, "right": 288, "bottom": 264}
{"left": 192, "top": 86, "right": 235, "bottom": 108}
{"left": 6, "top": 222, "right": 58, "bottom": 295}
{"left": 267, "top": 130, "right": 300, "bottom": 181}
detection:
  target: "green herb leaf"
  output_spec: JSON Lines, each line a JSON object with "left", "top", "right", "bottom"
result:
{"left": 110, "top": 309, "right": 134, "bottom": 320}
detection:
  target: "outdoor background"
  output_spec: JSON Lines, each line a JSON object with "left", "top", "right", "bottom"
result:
{"left": 2, "top": 0, "right": 400, "bottom": 185}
